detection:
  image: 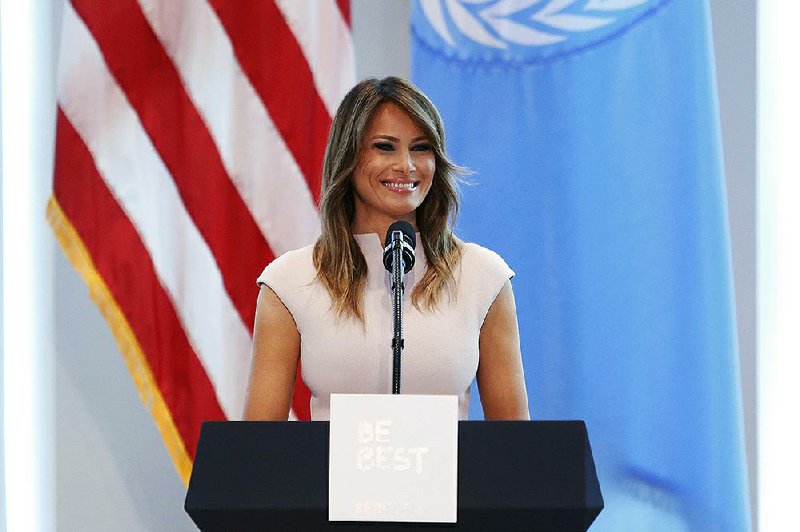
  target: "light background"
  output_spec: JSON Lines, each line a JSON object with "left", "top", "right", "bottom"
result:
{"left": 2, "top": 1, "right": 756, "bottom": 530}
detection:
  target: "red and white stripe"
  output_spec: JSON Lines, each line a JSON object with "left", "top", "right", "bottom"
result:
{"left": 52, "top": 0, "right": 354, "bottom": 468}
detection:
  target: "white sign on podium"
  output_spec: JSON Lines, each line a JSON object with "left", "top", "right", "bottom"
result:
{"left": 328, "top": 394, "right": 458, "bottom": 523}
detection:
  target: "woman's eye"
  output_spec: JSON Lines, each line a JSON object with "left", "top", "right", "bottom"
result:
{"left": 373, "top": 142, "right": 394, "bottom": 151}
{"left": 411, "top": 143, "right": 432, "bottom": 152}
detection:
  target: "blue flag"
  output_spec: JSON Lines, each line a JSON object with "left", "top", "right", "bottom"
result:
{"left": 412, "top": 0, "right": 750, "bottom": 529}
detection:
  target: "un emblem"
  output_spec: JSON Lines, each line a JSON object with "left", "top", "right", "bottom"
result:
{"left": 413, "top": 0, "right": 667, "bottom": 64}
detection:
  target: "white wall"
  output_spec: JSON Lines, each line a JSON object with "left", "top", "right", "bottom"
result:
{"left": 709, "top": 1, "right": 757, "bottom": 528}
{"left": 2, "top": 0, "right": 59, "bottom": 530}
{"left": 351, "top": 0, "right": 411, "bottom": 80}
{"left": 55, "top": 250, "right": 194, "bottom": 531}
{"left": 1, "top": 0, "right": 756, "bottom": 530}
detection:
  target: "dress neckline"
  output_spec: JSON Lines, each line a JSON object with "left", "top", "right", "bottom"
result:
{"left": 352, "top": 232, "right": 426, "bottom": 279}
{"left": 352, "top": 232, "right": 421, "bottom": 242}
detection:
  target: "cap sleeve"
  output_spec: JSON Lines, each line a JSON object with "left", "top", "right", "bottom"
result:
{"left": 459, "top": 243, "right": 515, "bottom": 326}
{"left": 254, "top": 245, "right": 316, "bottom": 318}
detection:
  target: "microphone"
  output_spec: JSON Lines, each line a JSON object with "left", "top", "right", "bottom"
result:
{"left": 382, "top": 221, "right": 416, "bottom": 274}
{"left": 382, "top": 220, "right": 416, "bottom": 395}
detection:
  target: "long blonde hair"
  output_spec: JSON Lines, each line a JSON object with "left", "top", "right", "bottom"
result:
{"left": 313, "top": 77, "right": 463, "bottom": 320}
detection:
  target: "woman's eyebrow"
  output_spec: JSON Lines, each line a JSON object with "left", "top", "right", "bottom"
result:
{"left": 368, "top": 135, "right": 430, "bottom": 142}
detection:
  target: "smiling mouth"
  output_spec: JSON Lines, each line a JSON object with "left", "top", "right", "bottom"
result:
{"left": 382, "top": 181, "right": 418, "bottom": 191}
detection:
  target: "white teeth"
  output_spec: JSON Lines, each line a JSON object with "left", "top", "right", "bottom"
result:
{"left": 383, "top": 182, "right": 416, "bottom": 190}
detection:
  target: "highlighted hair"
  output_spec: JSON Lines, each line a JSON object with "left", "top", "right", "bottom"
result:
{"left": 313, "top": 77, "right": 464, "bottom": 319}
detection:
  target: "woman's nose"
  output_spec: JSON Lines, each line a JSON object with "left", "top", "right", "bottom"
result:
{"left": 394, "top": 149, "right": 417, "bottom": 175}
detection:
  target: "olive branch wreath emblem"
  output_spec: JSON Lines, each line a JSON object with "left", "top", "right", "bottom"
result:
{"left": 419, "top": 0, "right": 652, "bottom": 49}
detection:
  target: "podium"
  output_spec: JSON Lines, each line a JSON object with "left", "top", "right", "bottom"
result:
{"left": 185, "top": 421, "right": 603, "bottom": 531}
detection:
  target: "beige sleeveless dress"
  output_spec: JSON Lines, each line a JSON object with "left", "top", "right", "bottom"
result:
{"left": 256, "top": 233, "right": 513, "bottom": 420}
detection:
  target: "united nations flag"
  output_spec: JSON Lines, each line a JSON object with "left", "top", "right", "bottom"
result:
{"left": 412, "top": 1, "right": 751, "bottom": 530}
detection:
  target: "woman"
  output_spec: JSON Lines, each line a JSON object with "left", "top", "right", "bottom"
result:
{"left": 244, "top": 77, "right": 528, "bottom": 421}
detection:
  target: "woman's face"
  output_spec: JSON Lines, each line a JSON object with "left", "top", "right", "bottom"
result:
{"left": 351, "top": 102, "right": 435, "bottom": 233}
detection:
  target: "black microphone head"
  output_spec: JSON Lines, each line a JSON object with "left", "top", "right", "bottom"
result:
{"left": 383, "top": 221, "right": 417, "bottom": 273}
{"left": 383, "top": 221, "right": 416, "bottom": 249}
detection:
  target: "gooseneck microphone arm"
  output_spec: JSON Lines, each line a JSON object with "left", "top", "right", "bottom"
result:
{"left": 383, "top": 221, "right": 416, "bottom": 395}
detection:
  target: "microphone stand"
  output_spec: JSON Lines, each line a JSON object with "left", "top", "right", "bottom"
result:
{"left": 389, "top": 230, "right": 405, "bottom": 394}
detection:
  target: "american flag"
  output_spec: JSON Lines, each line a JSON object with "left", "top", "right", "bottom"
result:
{"left": 48, "top": 0, "right": 354, "bottom": 484}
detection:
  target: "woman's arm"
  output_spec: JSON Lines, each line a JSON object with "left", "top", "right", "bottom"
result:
{"left": 476, "top": 280, "right": 530, "bottom": 420}
{"left": 242, "top": 286, "right": 301, "bottom": 420}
